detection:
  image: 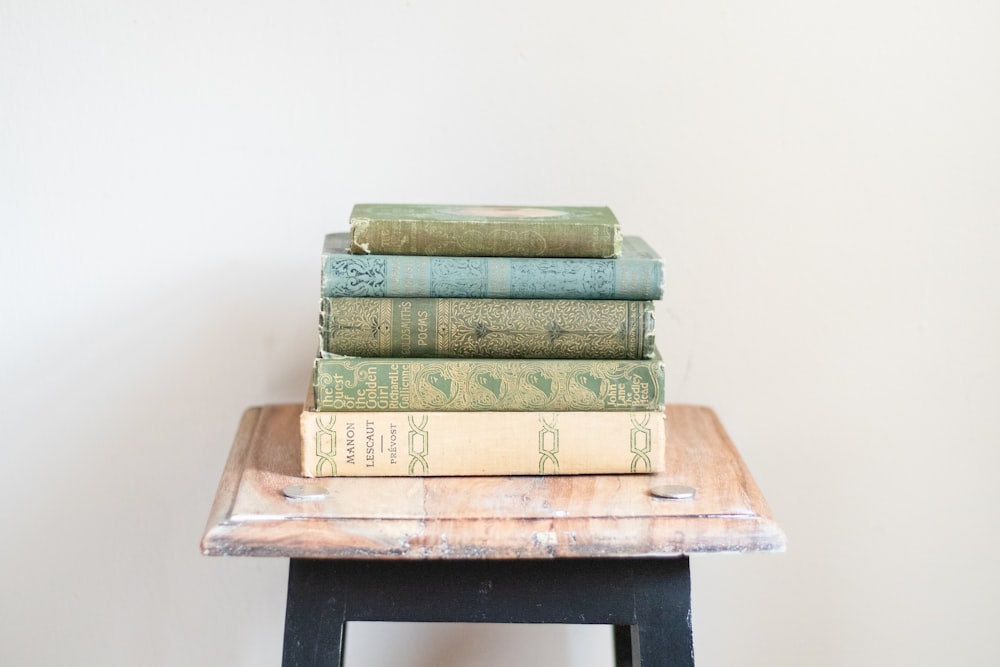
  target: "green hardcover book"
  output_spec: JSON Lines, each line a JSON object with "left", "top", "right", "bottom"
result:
{"left": 319, "top": 297, "right": 655, "bottom": 359}
{"left": 349, "top": 203, "right": 623, "bottom": 258}
{"left": 312, "top": 352, "right": 664, "bottom": 412}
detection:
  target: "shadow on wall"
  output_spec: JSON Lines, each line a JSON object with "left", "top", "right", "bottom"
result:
{"left": 4, "top": 260, "right": 314, "bottom": 665}
{"left": 5, "top": 257, "right": 622, "bottom": 665}
{"left": 344, "top": 621, "right": 613, "bottom": 667}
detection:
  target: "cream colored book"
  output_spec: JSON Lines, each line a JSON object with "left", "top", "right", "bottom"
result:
{"left": 300, "top": 402, "right": 665, "bottom": 477}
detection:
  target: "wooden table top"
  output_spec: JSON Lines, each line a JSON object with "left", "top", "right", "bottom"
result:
{"left": 201, "top": 404, "right": 785, "bottom": 559}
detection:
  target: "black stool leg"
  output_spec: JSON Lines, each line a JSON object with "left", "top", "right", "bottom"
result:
{"left": 282, "top": 559, "right": 347, "bottom": 667}
{"left": 631, "top": 557, "right": 694, "bottom": 667}
{"left": 613, "top": 558, "right": 694, "bottom": 667}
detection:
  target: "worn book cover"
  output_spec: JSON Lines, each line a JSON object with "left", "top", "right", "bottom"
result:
{"left": 349, "top": 203, "right": 623, "bottom": 258}
{"left": 300, "top": 400, "right": 666, "bottom": 477}
{"left": 312, "top": 352, "right": 664, "bottom": 412}
{"left": 322, "top": 232, "right": 663, "bottom": 299}
{"left": 319, "top": 297, "right": 655, "bottom": 359}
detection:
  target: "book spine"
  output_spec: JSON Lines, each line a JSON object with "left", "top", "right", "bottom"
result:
{"left": 319, "top": 297, "right": 655, "bottom": 359}
{"left": 300, "top": 409, "right": 665, "bottom": 477}
{"left": 321, "top": 254, "right": 663, "bottom": 300}
{"left": 350, "top": 218, "right": 620, "bottom": 258}
{"left": 312, "top": 355, "right": 664, "bottom": 412}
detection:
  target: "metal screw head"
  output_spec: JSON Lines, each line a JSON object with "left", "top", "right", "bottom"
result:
{"left": 650, "top": 484, "right": 696, "bottom": 500}
{"left": 282, "top": 484, "right": 329, "bottom": 501}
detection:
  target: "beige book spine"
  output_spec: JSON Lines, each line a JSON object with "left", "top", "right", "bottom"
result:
{"left": 300, "top": 408, "right": 665, "bottom": 477}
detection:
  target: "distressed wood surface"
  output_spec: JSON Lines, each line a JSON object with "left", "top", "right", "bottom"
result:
{"left": 201, "top": 404, "right": 785, "bottom": 559}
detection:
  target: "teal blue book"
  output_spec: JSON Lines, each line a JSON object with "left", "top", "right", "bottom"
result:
{"left": 321, "top": 233, "right": 663, "bottom": 299}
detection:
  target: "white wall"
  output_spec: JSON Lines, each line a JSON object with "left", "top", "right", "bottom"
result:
{"left": 2, "top": 2, "right": 998, "bottom": 665}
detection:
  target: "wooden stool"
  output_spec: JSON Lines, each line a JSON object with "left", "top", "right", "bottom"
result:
{"left": 202, "top": 405, "right": 785, "bottom": 666}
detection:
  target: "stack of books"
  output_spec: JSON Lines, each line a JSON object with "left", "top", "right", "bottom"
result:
{"left": 299, "top": 204, "right": 666, "bottom": 477}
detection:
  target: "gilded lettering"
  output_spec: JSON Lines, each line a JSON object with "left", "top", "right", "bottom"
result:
{"left": 400, "top": 301, "right": 412, "bottom": 355}
{"left": 416, "top": 310, "right": 429, "bottom": 346}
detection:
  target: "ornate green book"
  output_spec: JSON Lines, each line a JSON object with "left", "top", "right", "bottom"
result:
{"left": 300, "top": 405, "right": 665, "bottom": 477}
{"left": 349, "top": 203, "right": 623, "bottom": 258}
{"left": 322, "top": 233, "right": 663, "bottom": 299}
{"left": 319, "top": 297, "right": 655, "bottom": 359}
{"left": 312, "top": 352, "right": 664, "bottom": 412}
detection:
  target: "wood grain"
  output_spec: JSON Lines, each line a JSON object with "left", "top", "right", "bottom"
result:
{"left": 201, "top": 404, "right": 785, "bottom": 559}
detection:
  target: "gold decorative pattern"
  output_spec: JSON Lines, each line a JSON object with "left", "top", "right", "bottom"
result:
{"left": 320, "top": 297, "right": 653, "bottom": 359}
